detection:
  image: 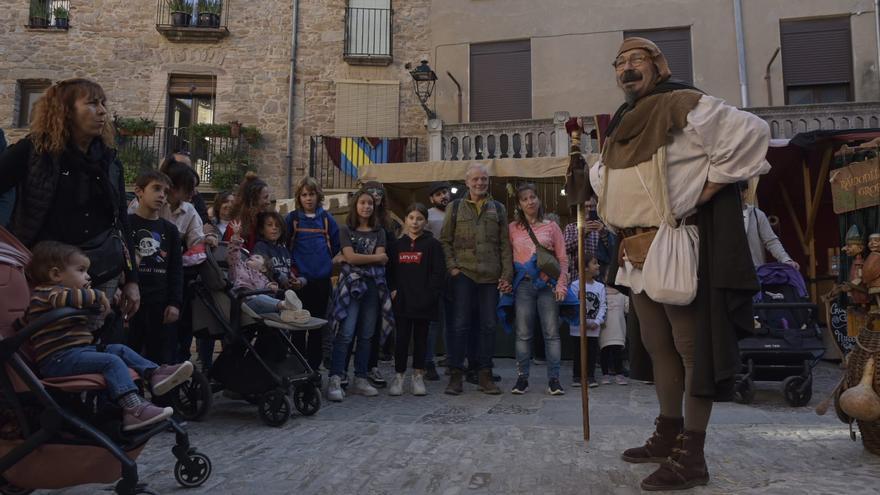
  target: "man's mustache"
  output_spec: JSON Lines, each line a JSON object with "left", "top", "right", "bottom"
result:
{"left": 620, "top": 70, "right": 643, "bottom": 83}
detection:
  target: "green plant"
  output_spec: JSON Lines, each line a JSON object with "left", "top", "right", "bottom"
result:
{"left": 191, "top": 123, "right": 231, "bottom": 140}
{"left": 53, "top": 5, "right": 69, "bottom": 19}
{"left": 241, "top": 125, "right": 263, "bottom": 145}
{"left": 118, "top": 145, "right": 159, "bottom": 184}
{"left": 115, "top": 117, "right": 157, "bottom": 135}
{"left": 166, "top": 0, "right": 191, "bottom": 13}
{"left": 198, "top": 0, "right": 221, "bottom": 15}
{"left": 30, "top": 1, "right": 50, "bottom": 19}
{"left": 210, "top": 152, "right": 254, "bottom": 190}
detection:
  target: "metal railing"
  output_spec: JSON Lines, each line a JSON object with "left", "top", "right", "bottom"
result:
{"left": 309, "top": 136, "right": 420, "bottom": 190}
{"left": 28, "top": 0, "right": 70, "bottom": 29}
{"left": 156, "top": 0, "right": 229, "bottom": 30}
{"left": 116, "top": 126, "right": 254, "bottom": 189}
{"left": 344, "top": 7, "right": 393, "bottom": 60}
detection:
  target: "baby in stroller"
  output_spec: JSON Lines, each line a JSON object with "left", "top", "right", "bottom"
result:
{"left": 23, "top": 241, "right": 194, "bottom": 431}
{"left": 227, "top": 220, "right": 308, "bottom": 323}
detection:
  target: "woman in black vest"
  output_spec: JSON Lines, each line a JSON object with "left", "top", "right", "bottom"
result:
{"left": 0, "top": 78, "right": 140, "bottom": 323}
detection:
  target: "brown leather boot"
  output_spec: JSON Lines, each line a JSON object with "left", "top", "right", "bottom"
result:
{"left": 621, "top": 415, "right": 684, "bottom": 463}
{"left": 640, "top": 430, "right": 709, "bottom": 491}
{"left": 478, "top": 369, "right": 501, "bottom": 395}
{"left": 445, "top": 368, "right": 463, "bottom": 395}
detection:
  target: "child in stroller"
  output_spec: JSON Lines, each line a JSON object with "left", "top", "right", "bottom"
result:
{"left": 23, "top": 241, "right": 194, "bottom": 431}
{"left": 227, "top": 220, "right": 309, "bottom": 324}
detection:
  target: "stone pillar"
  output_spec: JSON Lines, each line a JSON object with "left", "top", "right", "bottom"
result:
{"left": 553, "top": 111, "right": 570, "bottom": 157}
{"left": 427, "top": 118, "right": 443, "bottom": 161}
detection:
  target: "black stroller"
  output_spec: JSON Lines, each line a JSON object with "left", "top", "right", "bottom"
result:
{"left": 190, "top": 243, "right": 324, "bottom": 427}
{"left": 0, "top": 227, "right": 212, "bottom": 495}
{"left": 734, "top": 263, "right": 826, "bottom": 407}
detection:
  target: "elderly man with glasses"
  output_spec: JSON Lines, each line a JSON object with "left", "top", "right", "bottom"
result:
{"left": 586, "top": 38, "right": 771, "bottom": 491}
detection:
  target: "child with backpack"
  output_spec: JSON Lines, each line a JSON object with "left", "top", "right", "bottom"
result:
{"left": 285, "top": 177, "right": 340, "bottom": 370}
{"left": 387, "top": 203, "right": 446, "bottom": 396}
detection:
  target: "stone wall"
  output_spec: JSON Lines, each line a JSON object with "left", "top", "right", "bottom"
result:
{"left": 0, "top": 0, "right": 432, "bottom": 198}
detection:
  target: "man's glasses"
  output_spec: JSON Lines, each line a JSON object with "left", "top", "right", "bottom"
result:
{"left": 613, "top": 54, "right": 651, "bottom": 71}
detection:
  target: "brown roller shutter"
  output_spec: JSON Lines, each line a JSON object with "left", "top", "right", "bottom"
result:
{"left": 780, "top": 17, "right": 852, "bottom": 87}
{"left": 168, "top": 74, "right": 217, "bottom": 96}
{"left": 470, "top": 40, "right": 531, "bottom": 122}
{"left": 624, "top": 28, "right": 693, "bottom": 85}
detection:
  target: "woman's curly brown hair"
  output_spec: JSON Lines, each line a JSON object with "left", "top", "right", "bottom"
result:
{"left": 29, "top": 78, "right": 115, "bottom": 157}
{"left": 231, "top": 171, "right": 269, "bottom": 237}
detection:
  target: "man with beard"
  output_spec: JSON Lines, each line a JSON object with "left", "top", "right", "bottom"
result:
{"left": 588, "top": 38, "right": 770, "bottom": 491}
{"left": 424, "top": 182, "right": 452, "bottom": 380}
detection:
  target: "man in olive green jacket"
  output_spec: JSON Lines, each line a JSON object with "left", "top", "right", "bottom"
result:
{"left": 440, "top": 163, "right": 513, "bottom": 395}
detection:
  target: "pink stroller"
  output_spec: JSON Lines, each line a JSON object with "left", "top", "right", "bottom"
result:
{"left": 0, "top": 227, "right": 212, "bottom": 494}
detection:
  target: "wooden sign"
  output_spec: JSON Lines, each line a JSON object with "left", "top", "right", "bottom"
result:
{"left": 825, "top": 299, "right": 856, "bottom": 355}
{"left": 829, "top": 159, "right": 880, "bottom": 214}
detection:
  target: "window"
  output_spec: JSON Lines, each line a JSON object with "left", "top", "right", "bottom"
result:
{"left": 28, "top": 0, "right": 70, "bottom": 29}
{"left": 344, "top": 0, "right": 392, "bottom": 64}
{"left": 780, "top": 16, "right": 853, "bottom": 104}
{"left": 623, "top": 27, "right": 693, "bottom": 85}
{"left": 167, "top": 74, "right": 216, "bottom": 152}
{"left": 334, "top": 80, "right": 399, "bottom": 137}
{"left": 15, "top": 79, "right": 51, "bottom": 128}
{"left": 470, "top": 40, "right": 532, "bottom": 122}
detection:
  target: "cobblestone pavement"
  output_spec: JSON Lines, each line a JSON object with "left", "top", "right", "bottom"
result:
{"left": 45, "top": 360, "right": 879, "bottom": 494}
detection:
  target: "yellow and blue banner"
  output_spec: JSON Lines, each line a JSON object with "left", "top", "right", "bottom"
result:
{"left": 324, "top": 137, "right": 408, "bottom": 178}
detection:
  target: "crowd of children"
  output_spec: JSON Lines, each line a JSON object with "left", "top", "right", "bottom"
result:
{"left": 18, "top": 166, "right": 634, "bottom": 421}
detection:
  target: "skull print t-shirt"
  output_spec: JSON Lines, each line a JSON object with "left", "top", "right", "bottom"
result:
{"left": 127, "top": 213, "right": 184, "bottom": 307}
{"left": 338, "top": 225, "right": 386, "bottom": 258}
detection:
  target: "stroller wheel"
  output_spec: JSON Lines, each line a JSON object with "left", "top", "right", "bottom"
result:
{"left": 782, "top": 375, "right": 812, "bottom": 407}
{"left": 294, "top": 383, "right": 322, "bottom": 416}
{"left": 174, "top": 451, "right": 213, "bottom": 488}
{"left": 258, "top": 389, "right": 292, "bottom": 427}
{"left": 0, "top": 477, "right": 33, "bottom": 495}
{"left": 733, "top": 377, "right": 755, "bottom": 404}
{"left": 169, "top": 369, "right": 213, "bottom": 421}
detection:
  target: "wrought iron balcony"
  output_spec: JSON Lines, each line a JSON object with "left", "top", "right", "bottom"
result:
{"left": 309, "top": 136, "right": 420, "bottom": 190}
{"left": 27, "top": 0, "right": 70, "bottom": 30}
{"left": 156, "top": 0, "right": 229, "bottom": 43}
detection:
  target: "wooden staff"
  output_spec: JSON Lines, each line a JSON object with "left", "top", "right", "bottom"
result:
{"left": 577, "top": 201, "right": 590, "bottom": 441}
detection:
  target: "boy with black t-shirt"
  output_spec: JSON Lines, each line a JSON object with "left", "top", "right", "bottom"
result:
{"left": 127, "top": 171, "right": 183, "bottom": 364}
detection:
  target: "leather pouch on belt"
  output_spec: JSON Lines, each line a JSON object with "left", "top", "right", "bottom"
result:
{"left": 618, "top": 230, "right": 657, "bottom": 269}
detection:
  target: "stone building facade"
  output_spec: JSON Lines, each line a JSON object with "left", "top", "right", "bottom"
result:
{"left": 0, "top": 0, "right": 432, "bottom": 197}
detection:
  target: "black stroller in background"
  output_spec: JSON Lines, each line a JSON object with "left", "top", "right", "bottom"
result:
{"left": 190, "top": 243, "right": 324, "bottom": 427}
{"left": 734, "top": 263, "right": 826, "bottom": 407}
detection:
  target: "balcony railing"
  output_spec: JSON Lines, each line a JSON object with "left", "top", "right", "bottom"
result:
{"left": 431, "top": 112, "right": 597, "bottom": 161}
{"left": 156, "top": 0, "right": 229, "bottom": 42}
{"left": 309, "top": 136, "right": 420, "bottom": 190}
{"left": 27, "top": 0, "right": 70, "bottom": 29}
{"left": 747, "top": 101, "right": 880, "bottom": 139}
{"left": 344, "top": 7, "right": 393, "bottom": 65}
{"left": 117, "top": 126, "right": 254, "bottom": 189}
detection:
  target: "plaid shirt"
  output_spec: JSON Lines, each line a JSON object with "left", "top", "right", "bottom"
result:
{"left": 563, "top": 221, "right": 609, "bottom": 282}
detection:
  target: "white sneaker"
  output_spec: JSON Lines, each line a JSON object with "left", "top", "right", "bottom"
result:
{"left": 600, "top": 374, "right": 612, "bottom": 386}
{"left": 412, "top": 371, "right": 427, "bottom": 396}
{"left": 389, "top": 373, "right": 405, "bottom": 396}
{"left": 327, "top": 375, "right": 344, "bottom": 402}
{"left": 350, "top": 377, "right": 378, "bottom": 397}
{"left": 283, "top": 290, "right": 303, "bottom": 311}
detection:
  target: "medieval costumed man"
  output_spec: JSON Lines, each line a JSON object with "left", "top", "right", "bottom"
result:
{"left": 585, "top": 38, "right": 771, "bottom": 491}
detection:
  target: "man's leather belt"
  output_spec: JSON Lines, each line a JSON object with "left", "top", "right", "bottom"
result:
{"left": 618, "top": 217, "right": 696, "bottom": 239}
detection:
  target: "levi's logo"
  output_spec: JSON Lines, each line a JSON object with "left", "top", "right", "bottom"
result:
{"left": 399, "top": 252, "right": 423, "bottom": 264}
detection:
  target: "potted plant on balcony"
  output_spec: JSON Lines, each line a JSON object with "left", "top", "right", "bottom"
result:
{"left": 166, "top": 0, "right": 191, "bottom": 27}
{"left": 228, "top": 120, "right": 242, "bottom": 138}
{"left": 29, "top": 1, "right": 50, "bottom": 28}
{"left": 53, "top": 5, "right": 69, "bottom": 29}
{"left": 197, "top": 0, "right": 221, "bottom": 28}
{"left": 191, "top": 123, "right": 231, "bottom": 140}
{"left": 241, "top": 125, "right": 263, "bottom": 146}
{"left": 115, "top": 117, "right": 157, "bottom": 137}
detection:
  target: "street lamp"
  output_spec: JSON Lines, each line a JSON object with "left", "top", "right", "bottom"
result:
{"left": 410, "top": 60, "right": 437, "bottom": 119}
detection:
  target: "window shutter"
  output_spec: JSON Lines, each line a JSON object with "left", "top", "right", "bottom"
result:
{"left": 334, "top": 80, "right": 400, "bottom": 137}
{"left": 780, "top": 17, "right": 852, "bottom": 87}
{"left": 623, "top": 28, "right": 693, "bottom": 85}
{"left": 470, "top": 40, "right": 531, "bottom": 122}
{"left": 168, "top": 74, "right": 217, "bottom": 96}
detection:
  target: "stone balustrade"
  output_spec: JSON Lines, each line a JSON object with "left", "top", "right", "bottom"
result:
{"left": 745, "top": 101, "right": 880, "bottom": 139}
{"left": 428, "top": 102, "right": 880, "bottom": 160}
